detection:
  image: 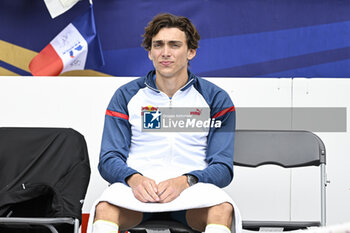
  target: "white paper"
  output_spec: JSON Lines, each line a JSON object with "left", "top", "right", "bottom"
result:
{"left": 43, "top": 0, "right": 80, "bottom": 18}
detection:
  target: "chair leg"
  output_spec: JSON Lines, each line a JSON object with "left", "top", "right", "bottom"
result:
{"left": 43, "top": 224, "right": 59, "bottom": 233}
{"left": 74, "top": 218, "right": 80, "bottom": 233}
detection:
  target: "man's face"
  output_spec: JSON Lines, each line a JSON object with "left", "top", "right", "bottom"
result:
{"left": 148, "top": 27, "right": 196, "bottom": 79}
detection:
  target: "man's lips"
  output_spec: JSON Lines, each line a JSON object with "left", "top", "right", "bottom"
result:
{"left": 160, "top": 61, "right": 173, "bottom": 66}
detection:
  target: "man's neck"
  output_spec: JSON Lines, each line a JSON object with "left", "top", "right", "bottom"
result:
{"left": 155, "top": 71, "right": 188, "bottom": 98}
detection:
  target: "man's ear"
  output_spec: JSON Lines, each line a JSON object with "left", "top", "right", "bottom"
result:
{"left": 188, "top": 49, "right": 196, "bottom": 61}
{"left": 148, "top": 50, "right": 153, "bottom": 61}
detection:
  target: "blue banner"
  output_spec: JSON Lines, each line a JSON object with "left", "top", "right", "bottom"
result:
{"left": 1, "top": 0, "right": 350, "bottom": 77}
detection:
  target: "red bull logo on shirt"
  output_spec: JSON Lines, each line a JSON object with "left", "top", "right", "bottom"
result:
{"left": 141, "top": 105, "right": 158, "bottom": 112}
{"left": 141, "top": 105, "right": 159, "bottom": 116}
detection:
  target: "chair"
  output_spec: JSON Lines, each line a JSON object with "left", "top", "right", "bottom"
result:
{"left": 126, "top": 220, "right": 200, "bottom": 233}
{"left": 124, "top": 130, "right": 327, "bottom": 233}
{"left": 233, "top": 130, "right": 327, "bottom": 231}
{"left": 0, "top": 128, "right": 91, "bottom": 233}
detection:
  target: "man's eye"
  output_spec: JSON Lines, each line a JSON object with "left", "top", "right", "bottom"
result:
{"left": 153, "top": 44, "right": 161, "bottom": 48}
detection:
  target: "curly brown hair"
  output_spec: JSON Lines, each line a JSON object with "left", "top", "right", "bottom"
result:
{"left": 142, "top": 13, "right": 200, "bottom": 51}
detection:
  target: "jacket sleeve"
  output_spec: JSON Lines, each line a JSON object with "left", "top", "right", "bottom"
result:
{"left": 98, "top": 89, "right": 140, "bottom": 185}
{"left": 189, "top": 90, "right": 235, "bottom": 188}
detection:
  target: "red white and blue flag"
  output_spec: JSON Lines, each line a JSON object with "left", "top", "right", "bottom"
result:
{"left": 29, "top": 5, "right": 104, "bottom": 76}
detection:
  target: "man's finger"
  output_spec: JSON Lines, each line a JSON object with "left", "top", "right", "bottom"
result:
{"left": 159, "top": 191, "right": 175, "bottom": 203}
{"left": 158, "top": 186, "right": 173, "bottom": 202}
{"left": 145, "top": 181, "right": 160, "bottom": 202}
{"left": 134, "top": 185, "right": 156, "bottom": 203}
{"left": 157, "top": 182, "right": 167, "bottom": 196}
{"left": 141, "top": 189, "right": 157, "bottom": 202}
{"left": 132, "top": 189, "right": 147, "bottom": 203}
{"left": 150, "top": 180, "right": 158, "bottom": 193}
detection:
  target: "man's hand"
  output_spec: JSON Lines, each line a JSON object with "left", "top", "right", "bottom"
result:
{"left": 157, "top": 176, "right": 189, "bottom": 203}
{"left": 126, "top": 174, "right": 160, "bottom": 203}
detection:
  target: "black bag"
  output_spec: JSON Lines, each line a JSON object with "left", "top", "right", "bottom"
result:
{"left": 0, "top": 128, "right": 91, "bottom": 232}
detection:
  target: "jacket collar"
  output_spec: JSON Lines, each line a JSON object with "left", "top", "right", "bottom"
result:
{"left": 144, "top": 70, "right": 197, "bottom": 93}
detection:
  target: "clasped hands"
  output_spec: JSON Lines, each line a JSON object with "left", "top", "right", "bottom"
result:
{"left": 126, "top": 173, "right": 189, "bottom": 203}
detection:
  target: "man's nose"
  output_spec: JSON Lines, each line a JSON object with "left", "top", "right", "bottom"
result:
{"left": 161, "top": 45, "right": 171, "bottom": 57}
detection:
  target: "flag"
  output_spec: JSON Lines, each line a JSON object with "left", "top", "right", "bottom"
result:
{"left": 44, "top": 0, "right": 80, "bottom": 19}
{"left": 29, "top": 5, "right": 105, "bottom": 76}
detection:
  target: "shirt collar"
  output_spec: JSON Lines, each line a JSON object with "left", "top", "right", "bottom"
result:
{"left": 144, "top": 70, "right": 197, "bottom": 93}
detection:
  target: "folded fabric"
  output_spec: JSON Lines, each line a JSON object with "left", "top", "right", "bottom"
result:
{"left": 87, "top": 182, "right": 242, "bottom": 233}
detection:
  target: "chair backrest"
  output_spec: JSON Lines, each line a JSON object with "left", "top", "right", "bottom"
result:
{"left": 233, "top": 130, "right": 326, "bottom": 168}
{"left": 233, "top": 130, "right": 327, "bottom": 228}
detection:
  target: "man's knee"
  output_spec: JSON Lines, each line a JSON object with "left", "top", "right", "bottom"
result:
{"left": 211, "top": 202, "right": 233, "bottom": 216}
{"left": 95, "top": 201, "right": 120, "bottom": 221}
{"left": 96, "top": 201, "right": 116, "bottom": 213}
{"left": 95, "top": 202, "right": 143, "bottom": 230}
{"left": 208, "top": 202, "right": 233, "bottom": 228}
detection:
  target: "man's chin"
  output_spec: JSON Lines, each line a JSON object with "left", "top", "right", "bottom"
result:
{"left": 156, "top": 67, "right": 188, "bottom": 79}
{"left": 156, "top": 70, "right": 176, "bottom": 78}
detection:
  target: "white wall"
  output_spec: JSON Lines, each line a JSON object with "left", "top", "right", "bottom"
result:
{"left": 0, "top": 76, "right": 349, "bottom": 225}
{"left": 292, "top": 79, "right": 350, "bottom": 224}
